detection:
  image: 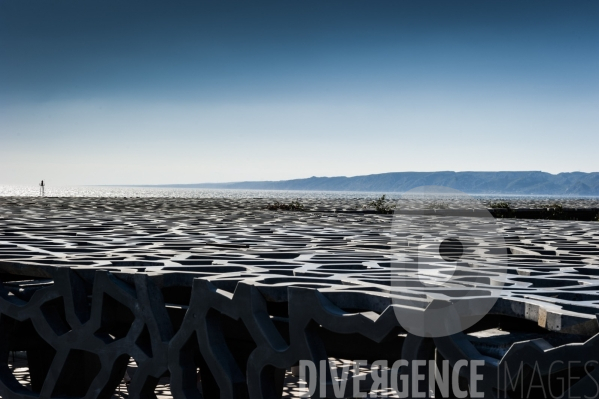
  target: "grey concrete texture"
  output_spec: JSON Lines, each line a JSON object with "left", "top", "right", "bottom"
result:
{"left": 0, "top": 197, "right": 598, "bottom": 398}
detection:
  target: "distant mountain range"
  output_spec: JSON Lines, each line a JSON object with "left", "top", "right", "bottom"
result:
{"left": 146, "top": 171, "right": 599, "bottom": 196}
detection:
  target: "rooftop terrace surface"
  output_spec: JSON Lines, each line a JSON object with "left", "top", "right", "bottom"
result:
{"left": 1, "top": 197, "right": 598, "bottom": 398}
{"left": 1, "top": 197, "right": 598, "bottom": 326}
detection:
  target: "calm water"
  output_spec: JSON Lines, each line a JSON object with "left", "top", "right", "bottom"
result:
{"left": 1, "top": 185, "right": 598, "bottom": 205}
{"left": 0, "top": 185, "right": 396, "bottom": 199}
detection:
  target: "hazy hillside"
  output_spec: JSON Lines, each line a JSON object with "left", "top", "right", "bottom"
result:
{"left": 151, "top": 171, "right": 599, "bottom": 195}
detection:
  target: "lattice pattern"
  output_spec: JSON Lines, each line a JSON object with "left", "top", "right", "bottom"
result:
{"left": 0, "top": 198, "right": 598, "bottom": 398}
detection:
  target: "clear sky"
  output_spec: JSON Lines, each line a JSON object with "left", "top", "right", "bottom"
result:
{"left": 1, "top": 1, "right": 597, "bottom": 185}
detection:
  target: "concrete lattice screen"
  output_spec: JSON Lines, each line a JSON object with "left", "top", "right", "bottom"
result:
{"left": 0, "top": 197, "right": 598, "bottom": 398}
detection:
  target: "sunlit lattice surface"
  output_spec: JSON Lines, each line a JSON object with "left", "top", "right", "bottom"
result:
{"left": 1, "top": 197, "right": 598, "bottom": 398}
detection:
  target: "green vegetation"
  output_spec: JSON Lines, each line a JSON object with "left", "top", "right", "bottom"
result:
{"left": 488, "top": 201, "right": 511, "bottom": 209}
{"left": 266, "top": 200, "right": 305, "bottom": 211}
{"left": 365, "top": 195, "right": 396, "bottom": 214}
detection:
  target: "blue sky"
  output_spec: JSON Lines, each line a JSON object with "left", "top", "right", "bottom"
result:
{"left": 1, "top": 1, "right": 598, "bottom": 185}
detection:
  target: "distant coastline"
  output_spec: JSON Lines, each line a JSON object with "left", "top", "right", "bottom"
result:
{"left": 124, "top": 171, "right": 599, "bottom": 196}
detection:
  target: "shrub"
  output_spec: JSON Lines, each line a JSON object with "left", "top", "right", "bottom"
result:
{"left": 488, "top": 201, "right": 511, "bottom": 209}
{"left": 266, "top": 200, "right": 305, "bottom": 211}
{"left": 365, "top": 195, "right": 395, "bottom": 214}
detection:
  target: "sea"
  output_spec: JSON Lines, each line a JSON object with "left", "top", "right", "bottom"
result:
{"left": 0, "top": 185, "right": 401, "bottom": 199}
{"left": 1, "top": 185, "right": 598, "bottom": 205}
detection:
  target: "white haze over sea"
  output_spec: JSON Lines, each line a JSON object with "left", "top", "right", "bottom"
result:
{"left": 0, "top": 185, "right": 398, "bottom": 199}
{"left": 1, "top": 185, "right": 598, "bottom": 206}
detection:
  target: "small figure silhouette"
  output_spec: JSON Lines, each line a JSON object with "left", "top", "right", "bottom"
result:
{"left": 40, "top": 180, "right": 45, "bottom": 197}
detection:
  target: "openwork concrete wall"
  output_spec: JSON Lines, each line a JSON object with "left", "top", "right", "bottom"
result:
{"left": 0, "top": 198, "right": 598, "bottom": 398}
